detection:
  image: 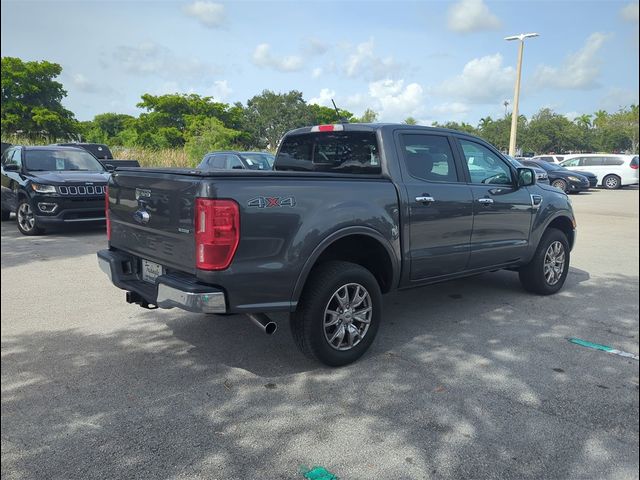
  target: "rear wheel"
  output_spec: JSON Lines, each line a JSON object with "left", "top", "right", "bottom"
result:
{"left": 519, "top": 228, "right": 570, "bottom": 295}
{"left": 16, "top": 200, "right": 44, "bottom": 236}
{"left": 290, "top": 261, "right": 382, "bottom": 366}
{"left": 603, "top": 174, "right": 621, "bottom": 190}
{"left": 551, "top": 179, "right": 568, "bottom": 192}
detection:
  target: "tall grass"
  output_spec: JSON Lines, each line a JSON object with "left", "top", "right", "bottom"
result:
{"left": 110, "top": 147, "right": 194, "bottom": 168}
{"left": 1, "top": 136, "right": 195, "bottom": 169}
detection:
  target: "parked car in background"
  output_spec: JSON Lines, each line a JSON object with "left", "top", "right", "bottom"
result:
{"left": 560, "top": 154, "right": 639, "bottom": 189}
{"left": 98, "top": 123, "right": 576, "bottom": 366}
{"left": 1, "top": 145, "right": 109, "bottom": 235}
{"left": 531, "top": 155, "right": 566, "bottom": 164}
{"left": 505, "top": 155, "right": 549, "bottom": 184}
{"left": 242, "top": 151, "right": 275, "bottom": 169}
{"left": 520, "top": 159, "right": 591, "bottom": 193}
{"left": 55, "top": 143, "right": 141, "bottom": 170}
{"left": 197, "top": 151, "right": 272, "bottom": 171}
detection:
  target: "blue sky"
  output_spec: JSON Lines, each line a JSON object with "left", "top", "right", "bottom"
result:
{"left": 1, "top": 0, "right": 638, "bottom": 124}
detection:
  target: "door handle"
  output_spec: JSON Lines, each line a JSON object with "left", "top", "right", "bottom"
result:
{"left": 415, "top": 196, "right": 435, "bottom": 204}
{"left": 478, "top": 198, "right": 494, "bottom": 205}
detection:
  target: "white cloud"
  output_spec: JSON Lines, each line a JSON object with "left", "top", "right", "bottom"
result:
{"left": 620, "top": 2, "right": 639, "bottom": 22}
{"left": 311, "top": 67, "right": 323, "bottom": 79}
{"left": 71, "top": 74, "right": 98, "bottom": 93}
{"left": 430, "top": 102, "right": 471, "bottom": 116}
{"left": 436, "top": 53, "right": 515, "bottom": 103}
{"left": 112, "top": 42, "right": 219, "bottom": 79}
{"left": 251, "top": 43, "right": 304, "bottom": 72}
{"left": 208, "top": 80, "right": 232, "bottom": 101}
{"left": 533, "top": 33, "right": 610, "bottom": 90}
{"left": 183, "top": 1, "right": 225, "bottom": 28}
{"left": 447, "top": 0, "right": 502, "bottom": 33}
{"left": 344, "top": 38, "right": 399, "bottom": 80}
{"left": 309, "top": 88, "right": 336, "bottom": 107}
{"left": 368, "top": 79, "right": 424, "bottom": 121}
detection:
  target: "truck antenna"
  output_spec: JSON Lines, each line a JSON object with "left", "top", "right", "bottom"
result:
{"left": 331, "top": 99, "right": 348, "bottom": 123}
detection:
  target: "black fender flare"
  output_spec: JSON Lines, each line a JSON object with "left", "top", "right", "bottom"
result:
{"left": 291, "top": 226, "right": 400, "bottom": 305}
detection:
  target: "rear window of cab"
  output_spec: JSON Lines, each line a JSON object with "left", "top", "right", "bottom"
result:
{"left": 275, "top": 132, "right": 381, "bottom": 174}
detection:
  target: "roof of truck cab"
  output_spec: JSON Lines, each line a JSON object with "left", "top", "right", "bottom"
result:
{"left": 284, "top": 123, "right": 480, "bottom": 138}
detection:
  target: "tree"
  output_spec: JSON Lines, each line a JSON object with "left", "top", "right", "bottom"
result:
{"left": 403, "top": 116, "right": 418, "bottom": 125}
{"left": 184, "top": 116, "right": 242, "bottom": 162}
{"left": 357, "top": 108, "right": 378, "bottom": 123}
{"left": 308, "top": 104, "right": 354, "bottom": 125}
{"left": 575, "top": 114, "right": 592, "bottom": 129}
{"left": 1, "top": 57, "right": 77, "bottom": 140}
{"left": 244, "top": 90, "right": 311, "bottom": 148}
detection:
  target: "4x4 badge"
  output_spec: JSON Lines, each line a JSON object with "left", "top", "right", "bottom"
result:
{"left": 247, "top": 196, "right": 296, "bottom": 208}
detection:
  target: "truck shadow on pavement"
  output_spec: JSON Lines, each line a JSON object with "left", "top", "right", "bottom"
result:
{"left": 2, "top": 268, "right": 638, "bottom": 479}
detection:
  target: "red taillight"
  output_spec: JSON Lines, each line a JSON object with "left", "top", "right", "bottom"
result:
{"left": 105, "top": 185, "right": 111, "bottom": 240}
{"left": 195, "top": 199, "right": 240, "bottom": 270}
{"left": 630, "top": 163, "right": 638, "bottom": 169}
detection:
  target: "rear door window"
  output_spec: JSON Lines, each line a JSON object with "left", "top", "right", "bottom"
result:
{"left": 584, "top": 157, "right": 604, "bottom": 167}
{"left": 399, "top": 134, "right": 460, "bottom": 183}
{"left": 209, "top": 155, "right": 227, "bottom": 169}
{"left": 603, "top": 156, "right": 624, "bottom": 166}
{"left": 275, "top": 131, "right": 380, "bottom": 174}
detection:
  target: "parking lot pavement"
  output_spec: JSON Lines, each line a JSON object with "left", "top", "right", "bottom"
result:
{"left": 1, "top": 188, "right": 638, "bottom": 480}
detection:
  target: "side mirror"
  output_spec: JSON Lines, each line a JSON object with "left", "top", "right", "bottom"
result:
{"left": 3, "top": 163, "right": 19, "bottom": 172}
{"left": 104, "top": 164, "right": 115, "bottom": 172}
{"left": 517, "top": 167, "right": 536, "bottom": 187}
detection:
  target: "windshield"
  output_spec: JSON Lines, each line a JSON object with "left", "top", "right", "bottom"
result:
{"left": 504, "top": 155, "right": 524, "bottom": 167}
{"left": 241, "top": 153, "right": 271, "bottom": 170}
{"left": 25, "top": 149, "right": 105, "bottom": 172}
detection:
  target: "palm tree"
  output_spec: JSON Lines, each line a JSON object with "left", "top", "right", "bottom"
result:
{"left": 575, "top": 114, "right": 592, "bottom": 129}
{"left": 593, "top": 110, "right": 608, "bottom": 129}
{"left": 478, "top": 116, "right": 493, "bottom": 131}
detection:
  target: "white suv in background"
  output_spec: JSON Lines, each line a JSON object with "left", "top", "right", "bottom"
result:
{"left": 560, "top": 154, "right": 639, "bottom": 189}
{"left": 531, "top": 155, "right": 566, "bottom": 164}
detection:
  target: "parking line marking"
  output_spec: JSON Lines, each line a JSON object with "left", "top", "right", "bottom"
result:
{"left": 568, "top": 337, "right": 639, "bottom": 361}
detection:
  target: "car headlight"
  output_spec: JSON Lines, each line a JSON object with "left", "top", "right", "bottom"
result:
{"left": 31, "top": 183, "right": 57, "bottom": 194}
{"left": 567, "top": 176, "right": 582, "bottom": 182}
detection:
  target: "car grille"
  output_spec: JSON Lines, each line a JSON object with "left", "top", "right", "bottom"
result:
{"left": 58, "top": 185, "right": 106, "bottom": 195}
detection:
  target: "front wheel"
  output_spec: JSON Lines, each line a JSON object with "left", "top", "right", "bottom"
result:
{"left": 16, "top": 200, "right": 44, "bottom": 236}
{"left": 519, "top": 228, "right": 570, "bottom": 295}
{"left": 602, "top": 174, "right": 621, "bottom": 190}
{"left": 290, "top": 261, "right": 382, "bottom": 366}
{"left": 551, "top": 179, "right": 568, "bottom": 192}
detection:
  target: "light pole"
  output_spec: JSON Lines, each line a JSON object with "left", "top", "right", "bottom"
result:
{"left": 505, "top": 32, "right": 539, "bottom": 156}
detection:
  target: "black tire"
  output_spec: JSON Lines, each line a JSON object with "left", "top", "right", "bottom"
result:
{"left": 602, "top": 174, "right": 621, "bottom": 190}
{"left": 1, "top": 208, "right": 10, "bottom": 221}
{"left": 519, "top": 228, "right": 570, "bottom": 295}
{"left": 551, "top": 179, "right": 568, "bottom": 192}
{"left": 16, "top": 199, "right": 44, "bottom": 236}
{"left": 290, "top": 261, "right": 382, "bottom": 367}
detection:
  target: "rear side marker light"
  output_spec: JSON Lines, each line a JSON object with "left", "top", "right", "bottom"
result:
{"left": 195, "top": 199, "right": 240, "bottom": 270}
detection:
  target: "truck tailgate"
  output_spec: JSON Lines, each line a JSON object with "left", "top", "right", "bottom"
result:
{"left": 109, "top": 171, "right": 200, "bottom": 273}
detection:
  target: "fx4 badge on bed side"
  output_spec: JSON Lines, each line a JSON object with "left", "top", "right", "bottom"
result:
{"left": 247, "top": 196, "right": 296, "bottom": 208}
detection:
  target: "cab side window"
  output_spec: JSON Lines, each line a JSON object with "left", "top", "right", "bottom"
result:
{"left": 459, "top": 139, "right": 512, "bottom": 185}
{"left": 227, "top": 155, "right": 245, "bottom": 169}
{"left": 399, "top": 134, "right": 460, "bottom": 183}
{"left": 4, "top": 148, "right": 22, "bottom": 168}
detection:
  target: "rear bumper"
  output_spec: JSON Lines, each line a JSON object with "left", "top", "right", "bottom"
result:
{"left": 97, "top": 249, "right": 227, "bottom": 313}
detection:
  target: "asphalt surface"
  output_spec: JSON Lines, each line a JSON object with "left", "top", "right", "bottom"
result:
{"left": 2, "top": 187, "right": 638, "bottom": 480}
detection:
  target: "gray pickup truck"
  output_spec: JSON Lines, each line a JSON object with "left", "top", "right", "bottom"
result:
{"left": 98, "top": 123, "right": 576, "bottom": 366}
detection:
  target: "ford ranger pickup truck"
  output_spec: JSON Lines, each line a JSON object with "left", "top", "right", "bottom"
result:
{"left": 97, "top": 124, "right": 576, "bottom": 366}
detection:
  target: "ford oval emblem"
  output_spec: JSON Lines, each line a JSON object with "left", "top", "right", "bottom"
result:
{"left": 133, "top": 209, "right": 150, "bottom": 224}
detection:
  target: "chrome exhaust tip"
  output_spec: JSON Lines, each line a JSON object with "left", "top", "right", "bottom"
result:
{"left": 247, "top": 313, "right": 277, "bottom": 335}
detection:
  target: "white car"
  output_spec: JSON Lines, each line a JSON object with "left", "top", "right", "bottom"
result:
{"left": 560, "top": 154, "right": 639, "bottom": 189}
{"left": 530, "top": 155, "right": 566, "bottom": 164}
